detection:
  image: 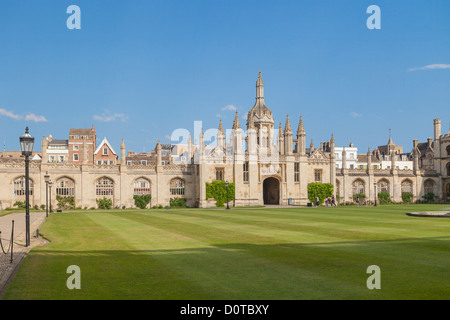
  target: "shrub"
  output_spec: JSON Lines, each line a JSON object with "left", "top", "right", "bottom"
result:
{"left": 308, "top": 183, "right": 333, "bottom": 205}
{"left": 170, "top": 198, "right": 186, "bottom": 208}
{"left": 377, "top": 192, "right": 391, "bottom": 205}
{"left": 352, "top": 193, "right": 366, "bottom": 203}
{"left": 40, "top": 204, "right": 46, "bottom": 210}
{"left": 402, "top": 192, "right": 413, "bottom": 204}
{"left": 13, "top": 201, "right": 27, "bottom": 209}
{"left": 56, "top": 195, "right": 75, "bottom": 210}
{"left": 133, "top": 194, "right": 151, "bottom": 209}
{"left": 206, "top": 181, "right": 235, "bottom": 207}
{"left": 96, "top": 197, "right": 112, "bottom": 210}
{"left": 424, "top": 192, "right": 435, "bottom": 203}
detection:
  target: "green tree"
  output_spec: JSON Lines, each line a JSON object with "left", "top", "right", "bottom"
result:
{"left": 206, "top": 181, "right": 235, "bottom": 207}
{"left": 307, "top": 183, "right": 334, "bottom": 205}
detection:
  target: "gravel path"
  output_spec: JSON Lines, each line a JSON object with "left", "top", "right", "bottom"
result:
{"left": 0, "top": 211, "right": 47, "bottom": 299}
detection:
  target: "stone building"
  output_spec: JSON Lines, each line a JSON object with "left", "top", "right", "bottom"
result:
{"left": 0, "top": 72, "right": 449, "bottom": 210}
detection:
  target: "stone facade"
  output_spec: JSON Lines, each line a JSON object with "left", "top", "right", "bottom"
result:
{"left": 0, "top": 72, "right": 449, "bottom": 210}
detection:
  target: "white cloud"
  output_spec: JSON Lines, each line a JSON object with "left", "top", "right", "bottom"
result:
{"left": 0, "top": 108, "right": 22, "bottom": 120}
{"left": 25, "top": 113, "right": 48, "bottom": 122}
{"left": 350, "top": 112, "right": 362, "bottom": 118}
{"left": 93, "top": 112, "right": 128, "bottom": 122}
{"left": 408, "top": 64, "right": 450, "bottom": 72}
{"left": 0, "top": 109, "right": 48, "bottom": 122}
{"left": 216, "top": 113, "right": 222, "bottom": 118}
{"left": 221, "top": 105, "right": 237, "bottom": 111}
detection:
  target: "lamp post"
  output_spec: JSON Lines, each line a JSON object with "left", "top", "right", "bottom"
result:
{"left": 226, "top": 181, "right": 230, "bottom": 210}
{"left": 48, "top": 180, "right": 53, "bottom": 214}
{"left": 44, "top": 172, "right": 50, "bottom": 217}
{"left": 374, "top": 182, "right": 377, "bottom": 207}
{"left": 20, "top": 127, "right": 34, "bottom": 247}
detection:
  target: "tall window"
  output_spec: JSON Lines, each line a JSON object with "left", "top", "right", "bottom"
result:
{"left": 447, "top": 162, "right": 450, "bottom": 176}
{"left": 401, "top": 180, "right": 413, "bottom": 194}
{"left": 243, "top": 162, "right": 249, "bottom": 182}
{"left": 378, "top": 179, "right": 389, "bottom": 194}
{"left": 13, "top": 177, "right": 33, "bottom": 196}
{"left": 215, "top": 168, "right": 224, "bottom": 181}
{"left": 447, "top": 145, "right": 450, "bottom": 156}
{"left": 294, "top": 163, "right": 299, "bottom": 182}
{"left": 170, "top": 178, "right": 185, "bottom": 196}
{"left": 352, "top": 179, "right": 365, "bottom": 195}
{"left": 424, "top": 180, "right": 435, "bottom": 194}
{"left": 73, "top": 154, "right": 79, "bottom": 161}
{"left": 314, "top": 169, "right": 322, "bottom": 182}
{"left": 134, "top": 178, "right": 151, "bottom": 195}
{"left": 56, "top": 178, "right": 75, "bottom": 196}
{"left": 96, "top": 177, "right": 114, "bottom": 196}
{"left": 103, "top": 147, "right": 108, "bottom": 155}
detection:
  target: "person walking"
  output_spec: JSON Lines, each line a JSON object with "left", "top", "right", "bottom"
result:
{"left": 315, "top": 196, "right": 319, "bottom": 207}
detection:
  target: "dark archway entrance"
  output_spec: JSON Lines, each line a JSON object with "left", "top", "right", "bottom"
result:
{"left": 263, "top": 177, "right": 280, "bottom": 205}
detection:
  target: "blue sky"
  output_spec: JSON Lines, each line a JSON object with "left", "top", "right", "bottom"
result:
{"left": 0, "top": 0, "right": 449, "bottom": 154}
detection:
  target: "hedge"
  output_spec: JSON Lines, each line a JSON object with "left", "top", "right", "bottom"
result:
{"left": 307, "top": 182, "right": 333, "bottom": 205}
{"left": 206, "top": 180, "right": 235, "bottom": 207}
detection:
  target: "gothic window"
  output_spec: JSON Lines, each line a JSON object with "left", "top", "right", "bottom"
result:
{"left": 243, "top": 162, "right": 249, "bottom": 182}
{"left": 378, "top": 179, "right": 389, "bottom": 194}
{"left": 134, "top": 178, "right": 151, "bottom": 195}
{"left": 56, "top": 177, "right": 75, "bottom": 196}
{"left": 401, "top": 180, "right": 413, "bottom": 194}
{"left": 447, "top": 145, "right": 450, "bottom": 156}
{"left": 13, "top": 176, "right": 33, "bottom": 196}
{"left": 447, "top": 162, "right": 450, "bottom": 176}
{"left": 96, "top": 177, "right": 114, "bottom": 196}
{"left": 314, "top": 169, "right": 322, "bottom": 182}
{"left": 170, "top": 178, "right": 185, "bottom": 196}
{"left": 352, "top": 179, "right": 365, "bottom": 195}
{"left": 215, "top": 168, "right": 224, "bottom": 181}
{"left": 294, "top": 163, "right": 300, "bottom": 182}
{"left": 424, "top": 180, "right": 435, "bottom": 194}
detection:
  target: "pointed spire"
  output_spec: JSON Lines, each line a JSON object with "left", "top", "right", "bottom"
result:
{"left": 297, "top": 115, "right": 305, "bottom": 136}
{"left": 284, "top": 114, "right": 292, "bottom": 133}
{"left": 256, "top": 70, "right": 264, "bottom": 99}
{"left": 310, "top": 138, "right": 314, "bottom": 150}
{"left": 330, "top": 133, "right": 335, "bottom": 144}
{"left": 232, "top": 110, "right": 241, "bottom": 130}
{"left": 218, "top": 118, "right": 224, "bottom": 134}
{"left": 278, "top": 121, "right": 283, "bottom": 136}
{"left": 388, "top": 128, "right": 394, "bottom": 145}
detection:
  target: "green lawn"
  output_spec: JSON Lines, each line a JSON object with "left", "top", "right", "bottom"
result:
{"left": 4, "top": 205, "right": 450, "bottom": 300}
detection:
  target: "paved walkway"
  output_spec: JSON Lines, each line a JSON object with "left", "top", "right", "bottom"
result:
{"left": 0, "top": 211, "right": 47, "bottom": 299}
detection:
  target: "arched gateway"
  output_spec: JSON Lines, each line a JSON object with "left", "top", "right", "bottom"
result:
{"left": 263, "top": 177, "right": 280, "bottom": 205}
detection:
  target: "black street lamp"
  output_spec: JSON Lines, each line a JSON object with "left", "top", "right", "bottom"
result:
{"left": 226, "top": 181, "right": 230, "bottom": 210}
{"left": 48, "top": 180, "right": 53, "bottom": 213}
{"left": 20, "top": 127, "right": 34, "bottom": 247}
{"left": 374, "top": 182, "right": 377, "bottom": 207}
{"left": 44, "top": 172, "right": 50, "bottom": 217}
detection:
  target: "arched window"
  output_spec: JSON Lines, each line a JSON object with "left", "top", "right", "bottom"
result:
{"left": 377, "top": 179, "right": 389, "bottom": 194}
{"left": 447, "top": 184, "right": 450, "bottom": 197}
{"left": 96, "top": 177, "right": 114, "bottom": 196}
{"left": 56, "top": 177, "right": 75, "bottom": 196}
{"left": 447, "top": 145, "right": 450, "bottom": 156}
{"left": 134, "top": 178, "right": 151, "bottom": 195}
{"left": 352, "top": 179, "right": 365, "bottom": 195}
{"left": 447, "top": 162, "right": 450, "bottom": 176}
{"left": 170, "top": 178, "right": 185, "bottom": 196}
{"left": 13, "top": 176, "right": 33, "bottom": 196}
{"left": 424, "top": 180, "right": 435, "bottom": 194}
{"left": 401, "top": 180, "right": 413, "bottom": 194}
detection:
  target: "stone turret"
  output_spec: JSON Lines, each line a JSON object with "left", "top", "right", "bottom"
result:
{"left": 296, "top": 115, "right": 306, "bottom": 155}
{"left": 284, "top": 114, "right": 293, "bottom": 155}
